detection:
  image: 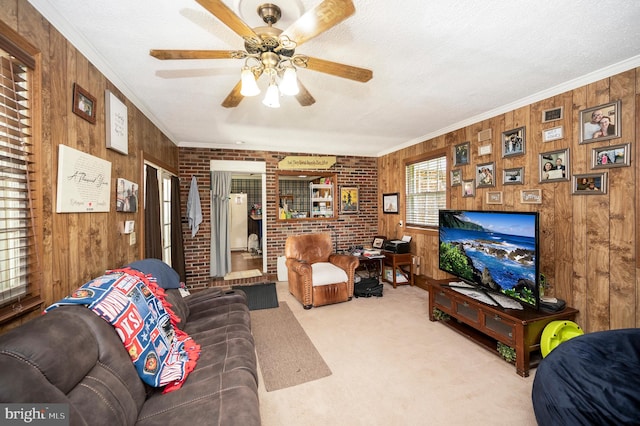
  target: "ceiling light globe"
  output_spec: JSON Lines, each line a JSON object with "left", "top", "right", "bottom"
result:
{"left": 262, "top": 83, "right": 280, "bottom": 108}
{"left": 279, "top": 68, "right": 299, "bottom": 96}
{"left": 240, "top": 68, "right": 260, "bottom": 97}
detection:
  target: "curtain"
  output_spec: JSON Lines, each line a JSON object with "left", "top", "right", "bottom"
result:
{"left": 144, "top": 165, "right": 162, "bottom": 259}
{"left": 171, "top": 176, "right": 186, "bottom": 283}
{"left": 210, "top": 171, "right": 232, "bottom": 277}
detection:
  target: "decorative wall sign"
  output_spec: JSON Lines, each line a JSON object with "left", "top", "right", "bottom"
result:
{"left": 56, "top": 144, "right": 111, "bottom": 213}
{"left": 278, "top": 156, "right": 337, "bottom": 170}
{"left": 105, "top": 90, "right": 128, "bottom": 155}
{"left": 72, "top": 83, "right": 96, "bottom": 124}
{"left": 485, "top": 191, "right": 503, "bottom": 205}
{"left": 542, "top": 106, "right": 563, "bottom": 123}
{"left": 542, "top": 126, "right": 563, "bottom": 142}
{"left": 520, "top": 189, "right": 542, "bottom": 204}
{"left": 477, "top": 128, "right": 492, "bottom": 142}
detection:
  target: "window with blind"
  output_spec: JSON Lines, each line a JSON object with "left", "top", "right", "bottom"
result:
{"left": 405, "top": 153, "right": 447, "bottom": 227}
{"left": 0, "top": 28, "right": 42, "bottom": 322}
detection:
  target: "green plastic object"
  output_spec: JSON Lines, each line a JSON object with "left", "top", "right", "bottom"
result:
{"left": 540, "top": 320, "right": 584, "bottom": 358}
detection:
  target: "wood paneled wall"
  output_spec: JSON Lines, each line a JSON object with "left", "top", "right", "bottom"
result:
{"left": 378, "top": 69, "right": 639, "bottom": 333}
{"left": 0, "top": 0, "right": 178, "bottom": 332}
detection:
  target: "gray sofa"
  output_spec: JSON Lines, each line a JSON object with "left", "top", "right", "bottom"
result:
{"left": 0, "top": 273, "right": 261, "bottom": 425}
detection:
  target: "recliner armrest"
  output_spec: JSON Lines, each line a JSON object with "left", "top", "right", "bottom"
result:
{"left": 285, "top": 259, "right": 312, "bottom": 276}
{"left": 329, "top": 253, "right": 359, "bottom": 272}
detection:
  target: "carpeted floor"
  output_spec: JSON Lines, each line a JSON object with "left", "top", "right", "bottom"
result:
{"left": 250, "top": 301, "right": 332, "bottom": 391}
{"left": 232, "top": 282, "right": 278, "bottom": 311}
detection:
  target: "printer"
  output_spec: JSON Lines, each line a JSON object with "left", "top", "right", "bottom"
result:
{"left": 383, "top": 239, "right": 410, "bottom": 254}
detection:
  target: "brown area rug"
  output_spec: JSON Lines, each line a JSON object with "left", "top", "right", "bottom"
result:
{"left": 251, "top": 301, "right": 332, "bottom": 391}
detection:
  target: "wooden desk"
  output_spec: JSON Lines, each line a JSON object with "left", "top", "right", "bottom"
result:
{"left": 428, "top": 281, "right": 578, "bottom": 377}
{"left": 382, "top": 252, "right": 413, "bottom": 288}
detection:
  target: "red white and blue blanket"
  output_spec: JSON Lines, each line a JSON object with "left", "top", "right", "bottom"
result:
{"left": 45, "top": 268, "right": 199, "bottom": 393}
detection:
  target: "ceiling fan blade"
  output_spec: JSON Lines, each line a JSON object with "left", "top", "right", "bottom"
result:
{"left": 282, "top": 0, "right": 355, "bottom": 46}
{"left": 195, "top": 0, "right": 258, "bottom": 40}
{"left": 305, "top": 56, "right": 372, "bottom": 82}
{"left": 295, "top": 80, "right": 316, "bottom": 106}
{"left": 150, "top": 49, "right": 238, "bottom": 60}
{"left": 221, "top": 80, "right": 244, "bottom": 108}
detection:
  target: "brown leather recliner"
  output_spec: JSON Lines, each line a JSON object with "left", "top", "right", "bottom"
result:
{"left": 285, "top": 233, "right": 359, "bottom": 309}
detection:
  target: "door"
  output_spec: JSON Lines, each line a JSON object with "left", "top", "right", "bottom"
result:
{"left": 229, "top": 193, "right": 248, "bottom": 251}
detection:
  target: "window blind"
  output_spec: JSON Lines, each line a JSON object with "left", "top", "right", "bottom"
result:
{"left": 405, "top": 155, "right": 447, "bottom": 227}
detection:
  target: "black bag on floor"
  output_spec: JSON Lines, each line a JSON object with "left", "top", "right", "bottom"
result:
{"left": 354, "top": 278, "right": 383, "bottom": 298}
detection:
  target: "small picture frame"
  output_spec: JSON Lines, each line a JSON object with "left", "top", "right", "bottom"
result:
{"left": 477, "top": 128, "right": 492, "bottom": 142}
{"left": 521, "top": 189, "right": 542, "bottom": 204}
{"left": 503, "top": 167, "right": 524, "bottom": 185}
{"left": 116, "top": 178, "right": 139, "bottom": 212}
{"left": 542, "top": 126, "right": 564, "bottom": 142}
{"left": 579, "top": 100, "right": 621, "bottom": 144}
{"left": 340, "top": 186, "right": 359, "bottom": 214}
{"left": 372, "top": 236, "right": 386, "bottom": 249}
{"left": 542, "top": 106, "right": 564, "bottom": 123}
{"left": 462, "top": 179, "right": 476, "bottom": 198}
{"left": 485, "top": 191, "right": 503, "bottom": 205}
{"left": 502, "top": 127, "right": 526, "bottom": 157}
{"left": 453, "top": 141, "right": 470, "bottom": 166}
{"left": 478, "top": 144, "right": 492, "bottom": 156}
{"left": 72, "top": 83, "right": 96, "bottom": 124}
{"left": 540, "top": 148, "right": 570, "bottom": 182}
{"left": 382, "top": 193, "right": 399, "bottom": 214}
{"left": 591, "top": 143, "right": 631, "bottom": 169}
{"left": 572, "top": 173, "right": 608, "bottom": 195}
{"left": 475, "top": 162, "right": 495, "bottom": 188}
{"left": 451, "top": 169, "right": 462, "bottom": 186}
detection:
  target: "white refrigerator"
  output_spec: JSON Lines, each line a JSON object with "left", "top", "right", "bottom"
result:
{"left": 229, "top": 193, "right": 248, "bottom": 251}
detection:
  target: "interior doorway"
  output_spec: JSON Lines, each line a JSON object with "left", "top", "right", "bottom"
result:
{"left": 211, "top": 160, "right": 267, "bottom": 274}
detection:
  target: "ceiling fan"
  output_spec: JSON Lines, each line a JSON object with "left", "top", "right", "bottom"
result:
{"left": 150, "top": 0, "right": 373, "bottom": 108}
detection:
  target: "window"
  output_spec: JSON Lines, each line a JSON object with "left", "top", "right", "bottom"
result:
{"left": 0, "top": 27, "right": 42, "bottom": 322}
{"left": 405, "top": 151, "right": 447, "bottom": 227}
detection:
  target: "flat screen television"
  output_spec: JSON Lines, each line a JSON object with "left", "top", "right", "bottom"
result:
{"left": 438, "top": 209, "right": 540, "bottom": 310}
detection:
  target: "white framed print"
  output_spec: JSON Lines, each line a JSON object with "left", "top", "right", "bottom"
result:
{"left": 542, "top": 126, "right": 563, "bottom": 142}
{"left": 105, "top": 90, "right": 128, "bottom": 155}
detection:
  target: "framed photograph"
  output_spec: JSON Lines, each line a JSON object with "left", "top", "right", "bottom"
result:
{"left": 116, "top": 178, "right": 139, "bottom": 212}
{"left": 542, "top": 126, "right": 564, "bottom": 142}
{"left": 542, "top": 106, "right": 564, "bottom": 123}
{"left": 485, "top": 191, "right": 503, "bottom": 205}
{"left": 591, "top": 143, "right": 631, "bottom": 169}
{"left": 340, "top": 186, "right": 359, "bottom": 214}
{"left": 579, "top": 100, "right": 621, "bottom": 144}
{"left": 540, "top": 148, "right": 570, "bottom": 182}
{"left": 503, "top": 167, "right": 524, "bottom": 185}
{"left": 453, "top": 141, "right": 470, "bottom": 166}
{"left": 382, "top": 193, "right": 399, "bottom": 214}
{"left": 475, "top": 162, "right": 495, "bottom": 188}
{"left": 451, "top": 169, "right": 462, "bottom": 186}
{"left": 462, "top": 179, "right": 476, "bottom": 198}
{"left": 502, "top": 127, "right": 526, "bottom": 157}
{"left": 572, "top": 173, "right": 608, "bottom": 195}
{"left": 521, "top": 189, "right": 542, "bottom": 204}
{"left": 72, "top": 83, "right": 96, "bottom": 124}
{"left": 372, "top": 236, "right": 386, "bottom": 249}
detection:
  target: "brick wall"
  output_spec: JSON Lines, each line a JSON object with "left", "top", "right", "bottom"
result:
{"left": 179, "top": 148, "right": 378, "bottom": 286}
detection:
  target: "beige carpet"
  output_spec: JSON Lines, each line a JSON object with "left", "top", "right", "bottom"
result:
{"left": 257, "top": 282, "right": 538, "bottom": 426}
{"left": 223, "top": 269, "right": 262, "bottom": 280}
{"left": 251, "top": 301, "right": 332, "bottom": 391}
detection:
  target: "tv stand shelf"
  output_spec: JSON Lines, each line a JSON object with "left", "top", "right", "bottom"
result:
{"left": 428, "top": 281, "right": 578, "bottom": 377}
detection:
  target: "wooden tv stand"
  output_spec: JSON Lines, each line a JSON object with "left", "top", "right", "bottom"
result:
{"left": 428, "top": 281, "right": 578, "bottom": 377}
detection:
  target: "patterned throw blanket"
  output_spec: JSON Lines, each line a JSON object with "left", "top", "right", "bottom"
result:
{"left": 45, "top": 268, "right": 199, "bottom": 393}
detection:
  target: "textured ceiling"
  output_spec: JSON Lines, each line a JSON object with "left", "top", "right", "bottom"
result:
{"left": 28, "top": 0, "right": 640, "bottom": 157}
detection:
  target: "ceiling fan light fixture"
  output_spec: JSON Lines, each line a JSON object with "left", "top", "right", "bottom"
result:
{"left": 262, "top": 81, "right": 280, "bottom": 108}
{"left": 279, "top": 67, "right": 299, "bottom": 96}
{"left": 240, "top": 67, "right": 260, "bottom": 97}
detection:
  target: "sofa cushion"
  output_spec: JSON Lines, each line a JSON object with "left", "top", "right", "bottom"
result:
{"left": 311, "top": 262, "right": 348, "bottom": 286}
